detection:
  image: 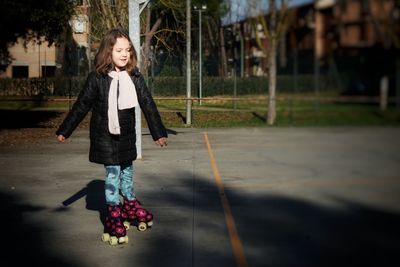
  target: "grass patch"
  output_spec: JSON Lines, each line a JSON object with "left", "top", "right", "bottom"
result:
{"left": 157, "top": 97, "right": 400, "bottom": 127}
{"left": 1, "top": 94, "right": 400, "bottom": 128}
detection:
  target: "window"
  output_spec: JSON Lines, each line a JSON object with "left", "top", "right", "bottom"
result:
{"left": 12, "top": 66, "right": 29, "bottom": 78}
{"left": 42, "top": 66, "right": 56, "bottom": 77}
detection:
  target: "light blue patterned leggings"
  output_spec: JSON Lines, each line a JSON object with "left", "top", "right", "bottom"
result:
{"left": 104, "top": 163, "right": 136, "bottom": 205}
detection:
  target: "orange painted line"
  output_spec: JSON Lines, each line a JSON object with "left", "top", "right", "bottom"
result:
{"left": 203, "top": 132, "right": 249, "bottom": 267}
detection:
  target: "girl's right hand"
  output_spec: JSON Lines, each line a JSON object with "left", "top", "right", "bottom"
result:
{"left": 57, "top": 135, "right": 66, "bottom": 143}
{"left": 155, "top": 137, "right": 168, "bottom": 147}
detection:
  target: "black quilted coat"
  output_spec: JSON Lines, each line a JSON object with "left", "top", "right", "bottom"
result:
{"left": 56, "top": 69, "right": 167, "bottom": 165}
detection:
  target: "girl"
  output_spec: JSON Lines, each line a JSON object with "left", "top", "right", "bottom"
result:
{"left": 56, "top": 28, "right": 168, "bottom": 245}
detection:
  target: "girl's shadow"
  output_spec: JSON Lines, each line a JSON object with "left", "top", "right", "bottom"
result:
{"left": 61, "top": 179, "right": 107, "bottom": 226}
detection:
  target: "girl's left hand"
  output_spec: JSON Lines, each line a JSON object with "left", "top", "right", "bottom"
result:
{"left": 155, "top": 137, "right": 168, "bottom": 147}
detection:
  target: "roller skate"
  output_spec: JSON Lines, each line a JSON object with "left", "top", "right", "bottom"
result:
{"left": 101, "top": 205, "right": 129, "bottom": 245}
{"left": 121, "top": 198, "right": 153, "bottom": 232}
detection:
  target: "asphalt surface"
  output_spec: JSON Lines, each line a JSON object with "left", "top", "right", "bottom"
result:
{"left": 1, "top": 127, "right": 400, "bottom": 267}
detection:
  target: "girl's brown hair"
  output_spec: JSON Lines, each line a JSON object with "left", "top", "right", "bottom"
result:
{"left": 94, "top": 28, "right": 137, "bottom": 75}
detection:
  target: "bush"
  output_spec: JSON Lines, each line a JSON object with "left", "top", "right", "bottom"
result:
{"left": 0, "top": 74, "right": 332, "bottom": 97}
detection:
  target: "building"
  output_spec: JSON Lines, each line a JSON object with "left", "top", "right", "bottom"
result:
{"left": 313, "top": 0, "right": 399, "bottom": 94}
{"left": 224, "top": 0, "right": 400, "bottom": 94}
{"left": 0, "top": 0, "right": 90, "bottom": 79}
{"left": 0, "top": 39, "right": 58, "bottom": 79}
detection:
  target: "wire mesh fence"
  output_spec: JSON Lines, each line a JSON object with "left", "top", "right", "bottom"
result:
{"left": 0, "top": 74, "right": 338, "bottom": 98}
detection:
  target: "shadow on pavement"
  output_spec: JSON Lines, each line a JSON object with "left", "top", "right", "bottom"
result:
{"left": 0, "top": 110, "right": 64, "bottom": 129}
{"left": 126, "top": 171, "right": 400, "bottom": 267}
{"left": 40, "top": 170, "right": 400, "bottom": 266}
{"left": 0, "top": 191, "right": 84, "bottom": 266}
{"left": 61, "top": 179, "right": 107, "bottom": 226}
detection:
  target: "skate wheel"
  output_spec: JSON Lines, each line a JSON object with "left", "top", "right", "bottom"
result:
{"left": 147, "top": 221, "right": 153, "bottom": 227}
{"left": 123, "top": 221, "right": 130, "bottom": 230}
{"left": 119, "top": 235, "right": 129, "bottom": 244}
{"left": 101, "top": 233, "right": 110, "bottom": 242}
{"left": 109, "top": 236, "right": 118, "bottom": 245}
{"left": 138, "top": 222, "right": 147, "bottom": 231}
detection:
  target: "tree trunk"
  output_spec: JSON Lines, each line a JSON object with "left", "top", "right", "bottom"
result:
{"left": 206, "top": 20, "right": 216, "bottom": 48}
{"left": 99, "top": 1, "right": 117, "bottom": 29}
{"left": 267, "top": 39, "right": 277, "bottom": 125}
{"left": 244, "top": 26, "right": 250, "bottom": 77}
{"left": 279, "top": 33, "right": 287, "bottom": 68}
{"left": 141, "top": 7, "right": 151, "bottom": 76}
{"left": 141, "top": 9, "right": 164, "bottom": 77}
{"left": 219, "top": 27, "right": 228, "bottom": 76}
{"left": 267, "top": 0, "right": 277, "bottom": 125}
{"left": 396, "top": 56, "right": 400, "bottom": 109}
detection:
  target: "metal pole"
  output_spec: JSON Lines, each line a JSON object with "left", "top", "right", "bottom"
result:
{"left": 44, "top": 46, "right": 47, "bottom": 93}
{"left": 233, "top": 66, "right": 237, "bottom": 110}
{"left": 76, "top": 46, "right": 80, "bottom": 76}
{"left": 186, "top": 0, "right": 192, "bottom": 125}
{"left": 129, "top": 0, "right": 149, "bottom": 159}
{"left": 293, "top": 46, "right": 298, "bottom": 92}
{"left": 314, "top": 6, "right": 322, "bottom": 113}
{"left": 314, "top": 53, "right": 320, "bottom": 112}
{"left": 38, "top": 43, "right": 41, "bottom": 78}
{"left": 240, "top": 32, "right": 244, "bottom": 78}
{"left": 396, "top": 57, "right": 400, "bottom": 109}
{"left": 380, "top": 76, "right": 389, "bottom": 111}
{"left": 198, "top": 9, "right": 202, "bottom": 105}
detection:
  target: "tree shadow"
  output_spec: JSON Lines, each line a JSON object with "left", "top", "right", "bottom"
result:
{"left": 0, "top": 110, "right": 64, "bottom": 129}
{"left": 60, "top": 179, "right": 107, "bottom": 226}
{"left": 46, "top": 167, "right": 400, "bottom": 266}
{"left": 127, "top": 170, "right": 400, "bottom": 267}
{"left": 252, "top": 111, "right": 266, "bottom": 123}
{"left": 176, "top": 112, "right": 186, "bottom": 124}
{"left": 0, "top": 190, "right": 84, "bottom": 266}
{"left": 227, "top": 191, "right": 400, "bottom": 267}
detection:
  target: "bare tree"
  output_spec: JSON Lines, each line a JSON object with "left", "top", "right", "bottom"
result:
{"left": 140, "top": 0, "right": 186, "bottom": 76}
{"left": 88, "top": 0, "right": 185, "bottom": 77}
{"left": 219, "top": 27, "right": 228, "bottom": 76}
{"left": 248, "top": 0, "right": 289, "bottom": 125}
{"left": 193, "top": 0, "right": 230, "bottom": 76}
{"left": 89, "top": 0, "right": 129, "bottom": 43}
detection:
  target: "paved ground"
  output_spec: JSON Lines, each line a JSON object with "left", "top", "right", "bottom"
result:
{"left": 1, "top": 127, "right": 400, "bottom": 267}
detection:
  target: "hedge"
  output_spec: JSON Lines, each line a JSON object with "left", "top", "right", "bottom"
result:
{"left": 0, "top": 74, "right": 334, "bottom": 97}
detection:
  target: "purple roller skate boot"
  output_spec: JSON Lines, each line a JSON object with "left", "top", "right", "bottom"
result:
{"left": 121, "top": 198, "right": 153, "bottom": 231}
{"left": 101, "top": 205, "right": 128, "bottom": 245}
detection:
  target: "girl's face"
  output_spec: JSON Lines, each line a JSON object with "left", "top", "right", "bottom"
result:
{"left": 112, "top": 37, "right": 131, "bottom": 71}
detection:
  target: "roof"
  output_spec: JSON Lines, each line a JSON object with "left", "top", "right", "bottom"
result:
{"left": 222, "top": 0, "right": 314, "bottom": 25}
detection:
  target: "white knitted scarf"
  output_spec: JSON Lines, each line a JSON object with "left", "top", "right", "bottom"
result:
{"left": 108, "top": 70, "right": 138, "bottom": 135}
